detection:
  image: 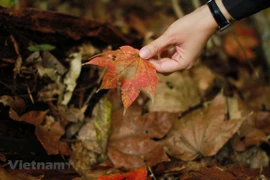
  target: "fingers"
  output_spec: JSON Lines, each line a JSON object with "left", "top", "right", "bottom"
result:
{"left": 139, "top": 33, "right": 171, "bottom": 59}
{"left": 149, "top": 57, "right": 193, "bottom": 74}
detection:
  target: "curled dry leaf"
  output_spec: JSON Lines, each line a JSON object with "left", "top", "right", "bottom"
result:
{"left": 163, "top": 93, "right": 245, "bottom": 161}
{"left": 107, "top": 104, "right": 177, "bottom": 169}
{"left": 86, "top": 45, "right": 158, "bottom": 109}
{"left": 232, "top": 110, "right": 270, "bottom": 151}
{"left": 61, "top": 52, "right": 82, "bottom": 105}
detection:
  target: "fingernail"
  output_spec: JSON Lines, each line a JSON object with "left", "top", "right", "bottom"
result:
{"left": 139, "top": 48, "right": 150, "bottom": 59}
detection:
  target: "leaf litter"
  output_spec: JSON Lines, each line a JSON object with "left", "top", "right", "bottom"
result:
{"left": 0, "top": 1, "right": 270, "bottom": 179}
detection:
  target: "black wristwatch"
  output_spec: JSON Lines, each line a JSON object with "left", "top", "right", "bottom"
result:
{"left": 207, "top": 0, "right": 231, "bottom": 31}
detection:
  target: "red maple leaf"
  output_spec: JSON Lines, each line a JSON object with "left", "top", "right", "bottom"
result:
{"left": 86, "top": 46, "right": 158, "bottom": 109}
{"left": 97, "top": 167, "right": 147, "bottom": 180}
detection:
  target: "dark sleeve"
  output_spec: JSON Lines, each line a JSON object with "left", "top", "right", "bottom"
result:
{"left": 222, "top": 0, "right": 270, "bottom": 20}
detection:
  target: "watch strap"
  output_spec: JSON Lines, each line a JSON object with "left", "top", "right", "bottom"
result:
{"left": 207, "top": 0, "right": 231, "bottom": 31}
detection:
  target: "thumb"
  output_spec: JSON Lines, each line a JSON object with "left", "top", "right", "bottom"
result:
{"left": 139, "top": 34, "right": 171, "bottom": 59}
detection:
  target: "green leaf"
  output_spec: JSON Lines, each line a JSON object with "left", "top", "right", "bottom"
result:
{"left": 94, "top": 97, "right": 112, "bottom": 154}
{"left": 0, "top": 0, "right": 15, "bottom": 8}
{"left": 27, "top": 44, "right": 56, "bottom": 52}
{"left": 38, "top": 44, "right": 56, "bottom": 51}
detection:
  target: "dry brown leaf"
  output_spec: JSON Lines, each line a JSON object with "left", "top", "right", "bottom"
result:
{"left": 233, "top": 146, "right": 269, "bottom": 168}
{"left": 78, "top": 119, "right": 101, "bottom": 153}
{"left": 61, "top": 52, "right": 82, "bottom": 105}
{"left": 107, "top": 105, "right": 176, "bottom": 169}
{"left": 148, "top": 72, "right": 201, "bottom": 113}
{"left": 70, "top": 142, "right": 98, "bottom": 175}
{"left": 189, "top": 62, "right": 216, "bottom": 95}
{"left": 232, "top": 111, "right": 270, "bottom": 151}
{"left": 0, "top": 152, "right": 6, "bottom": 162}
{"left": 0, "top": 95, "right": 25, "bottom": 115}
{"left": 58, "top": 105, "right": 87, "bottom": 122}
{"left": 0, "top": 168, "right": 43, "bottom": 180}
{"left": 35, "top": 121, "right": 71, "bottom": 156}
{"left": 108, "top": 135, "right": 167, "bottom": 169}
{"left": 228, "top": 67, "right": 264, "bottom": 89}
{"left": 38, "top": 83, "right": 60, "bottom": 102}
{"left": 180, "top": 166, "right": 237, "bottom": 180}
{"left": 163, "top": 93, "right": 245, "bottom": 161}
{"left": 19, "top": 110, "right": 49, "bottom": 125}
{"left": 72, "top": 168, "right": 122, "bottom": 180}
{"left": 243, "top": 86, "right": 270, "bottom": 110}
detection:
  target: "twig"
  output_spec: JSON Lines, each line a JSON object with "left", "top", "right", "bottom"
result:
{"left": 231, "top": 31, "right": 260, "bottom": 78}
{"left": 10, "top": 34, "right": 22, "bottom": 79}
{"left": 83, "top": 68, "right": 107, "bottom": 105}
{"left": 147, "top": 164, "right": 157, "bottom": 180}
{"left": 26, "top": 81, "right": 35, "bottom": 104}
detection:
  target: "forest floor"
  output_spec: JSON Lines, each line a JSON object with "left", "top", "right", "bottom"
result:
{"left": 0, "top": 0, "right": 270, "bottom": 179}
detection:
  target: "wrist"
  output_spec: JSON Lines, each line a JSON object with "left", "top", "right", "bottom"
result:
{"left": 194, "top": 4, "right": 219, "bottom": 35}
{"left": 207, "top": 0, "right": 234, "bottom": 31}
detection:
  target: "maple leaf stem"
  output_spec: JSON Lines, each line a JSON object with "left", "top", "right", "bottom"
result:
{"left": 82, "top": 54, "right": 102, "bottom": 66}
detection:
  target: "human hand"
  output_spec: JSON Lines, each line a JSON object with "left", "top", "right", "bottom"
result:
{"left": 139, "top": 1, "right": 230, "bottom": 74}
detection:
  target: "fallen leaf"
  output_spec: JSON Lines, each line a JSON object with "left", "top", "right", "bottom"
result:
{"left": 232, "top": 110, "right": 270, "bottom": 151}
{"left": 0, "top": 95, "right": 69, "bottom": 156}
{"left": 93, "top": 97, "right": 112, "bottom": 154}
{"left": 18, "top": 110, "right": 49, "bottom": 125}
{"left": 70, "top": 142, "right": 98, "bottom": 175}
{"left": 35, "top": 120, "right": 71, "bottom": 156}
{"left": 78, "top": 119, "right": 101, "bottom": 153}
{"left": 27, "top": 44, "right": 56, "bottom": 52}
{"left": 243, "top": 86, "right": 270, "bottom": 110}
{"left": 58, "top": 105, "right": 87, "bottom": 122}
{"left": 0, "top": 168, "right": 43, "bottom": 180}
{"left": 232, "top": 146, "right": 269, "bottom": 168}
{"left": 38, "top": 83, "right": 60, "bottom": 102}
{"left": 181, "top": 166, "right": 237, "bottom": 180}
{"left": 189, "top": 62, "right": 216, "bottom": 95}
{"left": 60, "top": 52, "right": 82, "bottom": 105}
{"left": 148, "top": 72, "right": 201, "bottom": 113}
{"left": 163, "top": 93, "right": 245, "bottom": 161}
{"left": 72, "top": 168, "right": 122, "bottom": 180}
{"left": 0, "top": 152, "right": 6, "bottom": 162}
{"left": 223, "top": 23, "right": 259, "bottom": 61}
{"left": 107, "top": 105, "right": 176, "bottom": 169}
{"left": 0, "top": 95, "right": 25, "bottom": 113}
{"left": 97, "top": 167, "right": 147, "bottom": 180}
{"left": 41, "top": 50, "right": 66, "bottom": 75}
{"left": 86, "top": 45, "right": 158, "bottom": 109}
